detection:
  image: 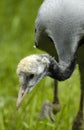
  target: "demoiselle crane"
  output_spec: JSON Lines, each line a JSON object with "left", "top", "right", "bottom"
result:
{"left": 16, "top": 0, "right": 84, "bottom": 129}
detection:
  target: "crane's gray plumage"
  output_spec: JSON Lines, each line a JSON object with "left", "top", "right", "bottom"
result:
{"left": 16, "top": 0, "right": 84, "bottom": 127}
{"left": 35, "top": 0, "right": 84, "bottom": 62}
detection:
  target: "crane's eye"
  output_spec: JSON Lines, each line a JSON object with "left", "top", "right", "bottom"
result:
{"left": 29, "top": 74, "right": 34, "bottom": 79}
{"left": 26, "top": 74, "right": 35, "bottom": 81}
{"left": 26, "top": 74, "right": 34, "bottom": 79}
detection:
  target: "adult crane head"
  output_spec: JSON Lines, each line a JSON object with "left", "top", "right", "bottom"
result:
{"left": 16, "top": 53, "right": 76, "bottom": 109}
{"left": 16, "top": 54, "right": 50, "bottom": 108}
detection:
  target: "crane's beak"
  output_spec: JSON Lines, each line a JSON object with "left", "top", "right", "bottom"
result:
{"left": 16, "top": 87, "right": 29, "bottom": 109}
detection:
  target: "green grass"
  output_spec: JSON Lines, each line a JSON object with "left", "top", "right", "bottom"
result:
{"left": 0, "top": 0, "right": 81, "bottom": 130}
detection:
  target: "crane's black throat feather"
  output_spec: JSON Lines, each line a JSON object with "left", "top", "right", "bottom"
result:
{"left": 47, "top": 55, "right": 77, "bottom": 81}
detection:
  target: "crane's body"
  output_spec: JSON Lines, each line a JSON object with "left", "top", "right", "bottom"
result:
{"left": 35, "top": 0, "right": 84, "bottom": 129}
{"left": 35, "top": 0, "right": 84, "bottom": 63}
{"left": 16, "top": 0, "right": 84, "bottom": 129}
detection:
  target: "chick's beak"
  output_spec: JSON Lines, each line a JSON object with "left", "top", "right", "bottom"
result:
{"left": 16, "top": 87, "right": 29, "bottom": 109}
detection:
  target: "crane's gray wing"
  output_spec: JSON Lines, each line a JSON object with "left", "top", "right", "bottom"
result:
{"left": 35, "top": 0, "right": 84, "bottom": 63}
{"left": 35, "top": 21, "right": 57, "bottom": 58}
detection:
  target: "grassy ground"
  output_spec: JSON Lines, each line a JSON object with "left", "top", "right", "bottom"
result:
{"left": 0, "top": 0, "right": 81, "bottom": 130}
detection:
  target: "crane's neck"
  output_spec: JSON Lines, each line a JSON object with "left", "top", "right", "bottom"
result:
{"left": 42, "top": 54, "right": 77, "bottom": 81}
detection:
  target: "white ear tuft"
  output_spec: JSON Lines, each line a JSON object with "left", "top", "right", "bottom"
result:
{"left": 42, "top": 57, "right": 50, "bottom": 65}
